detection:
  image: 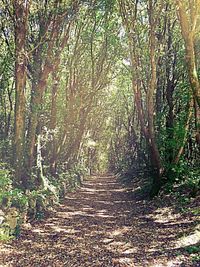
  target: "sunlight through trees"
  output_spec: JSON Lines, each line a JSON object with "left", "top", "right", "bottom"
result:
{"left": 0, "top": 0, "right": 199, "bottom": 258}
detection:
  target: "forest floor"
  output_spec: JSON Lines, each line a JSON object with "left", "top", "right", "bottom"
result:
{"left": 0, "top": 175, "right": 199, "bottom": 267}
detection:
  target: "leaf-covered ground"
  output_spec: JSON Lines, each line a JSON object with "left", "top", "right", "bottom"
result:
{"left": 0, "top": 175, "right": 199, "bottom": 266}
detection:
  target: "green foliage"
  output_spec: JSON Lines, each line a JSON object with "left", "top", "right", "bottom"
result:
{"left": 0, "top": 231, "right": 14, "bottom": 242}
{"left": 185, "top": 169, "right": 200, "bottom": 192}
{"left": 4, "top": 189, "right": 28, "bottom": 211}
{"left": 0, "top": 165, "right": 29, "bottom": 211}
{"left": 191, "top": 254, "right": 200, "bottom": 263}
{"left": 58, "top": 164, "right": 86, "bottom": 192}
{"left": 0, "top": 165, "right": 13, "bottom": 208}
{"left": 185, "top": 245, "right": 200, "bottom": 254}
{"left": 191, "top": 208, "right": 200, "bottom": 216}
{"left": 0, "top": 167, "right": 12, "bottom": 191}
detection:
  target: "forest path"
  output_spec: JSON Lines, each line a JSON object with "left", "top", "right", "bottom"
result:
{"left": 0, "top": 175, "right": 198, "bottom": 267}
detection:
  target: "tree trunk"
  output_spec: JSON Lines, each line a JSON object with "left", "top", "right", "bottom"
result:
{"left": 176, "top": 1, "right": 200, "bottom": 149}
{"left": 13, "top": 0, "right": 30, "bottom": 187}
{"left": 148, "top": 0, "right": 163, "bottom": 196}
{"left": 165, "top": 21, "right": 176, "bottom": 163}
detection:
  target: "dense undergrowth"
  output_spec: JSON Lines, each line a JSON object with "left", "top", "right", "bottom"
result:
{"left": 117, "top": 160, "right": 200, "bottom": 202}
{"left": 112, "top": 134, "right": 200, "bottom": 199}
{"left": 0, "top": 162, "right": 87, "bottom": 241}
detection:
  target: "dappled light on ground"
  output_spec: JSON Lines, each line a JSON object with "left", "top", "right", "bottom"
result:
{"left": 0, "top": 175, "right": 199, "bottom": 266}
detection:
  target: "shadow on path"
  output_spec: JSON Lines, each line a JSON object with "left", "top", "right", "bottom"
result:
{"left": 0, "top": 175, "right": 199, "bottom": 266}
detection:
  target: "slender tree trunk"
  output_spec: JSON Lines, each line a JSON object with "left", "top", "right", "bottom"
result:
{"left": 165, "top": 23, "right": 176, "bottom": 163}
{"left": 176, "top": 1, "right": 200, "bottom": 148}
{"left": 148, "top": 0, "right": 163, "bottom": 196}
{"left": 5, "top": 85, "right": 14, "bottom": 138}
{"left": 166, "top": 79, "right": 175, "bottom": 162}
{"left": 193, "top": 99, "right": 200, "bottom": 145}
{"left": 13, "top": 0, "right": 30, "bottom": 186}
{"left": 156, "top": 57, "right": 163, "bottom": 116}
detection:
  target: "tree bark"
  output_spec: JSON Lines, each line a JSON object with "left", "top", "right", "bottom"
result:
{"left": 147, "top": 0, "right": 163, "bottom": 196}
{"left": 165, "top": 20, "right": 177, "bottom": 163}
{"left": 13, "top": 0, "right": 30, "bottom": 186}
{"left": 176, "top": 1, "right": 200, "bottom": 134}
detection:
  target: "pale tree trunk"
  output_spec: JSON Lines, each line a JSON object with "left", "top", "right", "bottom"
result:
{"left": 36, "top": 126, "right": 44, "bottom": 187}
{"left": 176, "top": 0, "right": 200, "bottom": 145}
{"left": 13, "top": 0, "right": 30, "bottom": 187}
